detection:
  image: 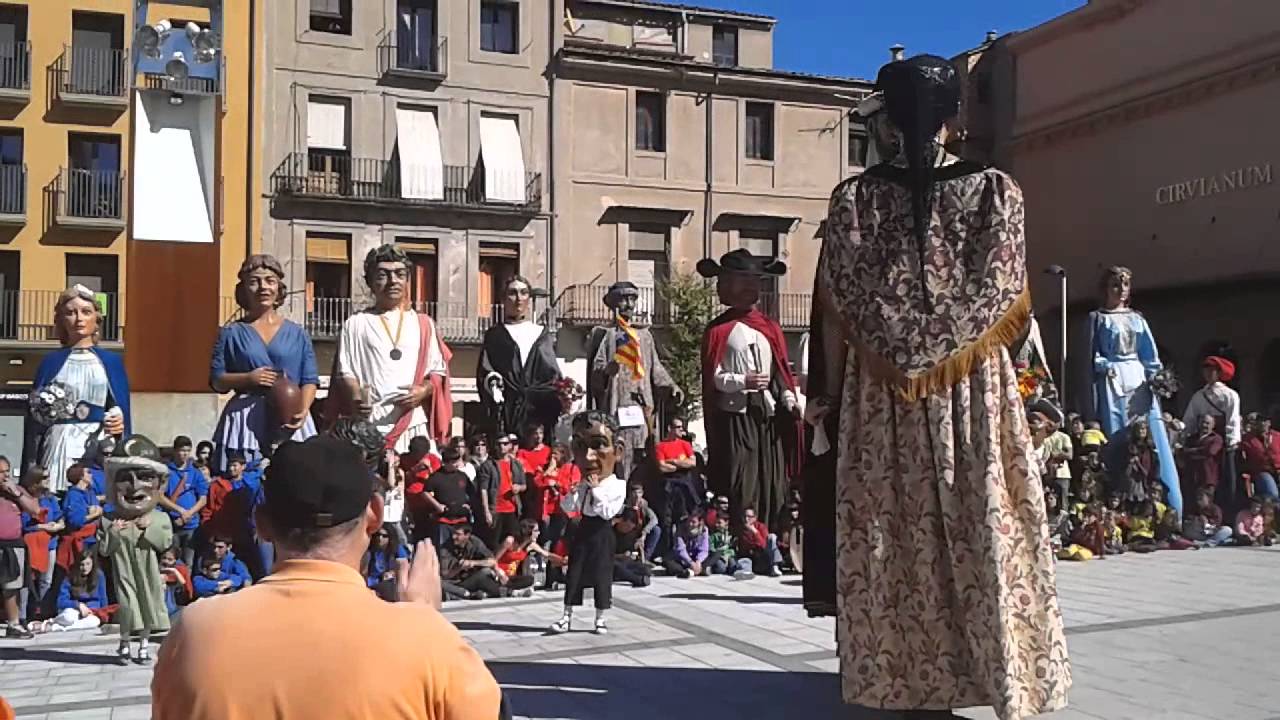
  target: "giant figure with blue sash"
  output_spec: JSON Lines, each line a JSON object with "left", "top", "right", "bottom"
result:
{"left": 24, "top": 286, "right": 131, "bottom": 492}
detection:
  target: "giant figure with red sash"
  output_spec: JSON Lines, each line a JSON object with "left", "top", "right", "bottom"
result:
{"left": 698, "top": 250, "right": 802, "bottom": 532}
{"left": 328, "top": 244, "right": 454, "bottom": 454}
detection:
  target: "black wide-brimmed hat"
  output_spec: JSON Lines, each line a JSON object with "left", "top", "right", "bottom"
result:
{"left": 603, "top": 281, "right": 640, "bottom": 306}
{"left": 695, "top": 249, "right": 787, "bottom": 279}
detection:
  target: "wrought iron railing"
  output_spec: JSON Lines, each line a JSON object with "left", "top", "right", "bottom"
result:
{"left": 303, "top": 297, "right": 514, "bottom": 345}
{"left": 560, "top": 283, "right": 813, "bottom": 330}
{"left": 0, "top": 41, "right": 32, "bottom": 92}
{"left": 140, "top": 54, "right": 225, "bottom": 97}
{"left": 270, "top": 152, "right": 542, "bottom": 211}
{"left": 0, "top": 289, "right": 123, "bottom": 343}
{"left": 47, "top": 167, "right": 126, "bottom": 223}
{"left": 0, "top": 164, "right": 26, "bottom": 216}
{"left": 378, "top": 35, "right": 447, "bottom": 76}
{"left": 50, "top": 45, "right": 130, "bottom": 100}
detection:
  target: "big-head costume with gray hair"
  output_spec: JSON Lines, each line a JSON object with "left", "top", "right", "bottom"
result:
{"left": 104, "top": 435, "right": 168, "bottom": 519}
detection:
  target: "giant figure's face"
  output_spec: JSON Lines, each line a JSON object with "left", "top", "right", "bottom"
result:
{"left": 59, "top": 296, "right": 99, "bottom": 347}
{"left": 504, "top": 279, "right": 531, "bottom": 322}
{"left": 1104, "top": 273, "right": 1131, "bottom": 309}
{"left": 111, "top": 468, "right": 162, "bottom": 519}
{"left": 716, "top": 272, "right": 761, "bottom": 309}
{"left": 611, "top": 292, "right": 637, "bottom": 323}
{"left": 371, "top": 261, "right": 409, "bottom": 308}
{"left": 572, "top": 419, "right": 618, "bottom": 479}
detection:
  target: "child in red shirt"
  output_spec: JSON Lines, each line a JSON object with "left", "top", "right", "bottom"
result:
{"left": 401, "top": 436, "right": 441, "bottom": 538}
{"left": 516, "top": 424, "right": 551, "bottom": 524}
{"left": 542, "top": 444, "right": 580, "bottom": 547}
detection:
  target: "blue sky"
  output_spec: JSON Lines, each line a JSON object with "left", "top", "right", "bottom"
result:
{"left": 671, "top": 0, "right": 1088, "bottom": 80}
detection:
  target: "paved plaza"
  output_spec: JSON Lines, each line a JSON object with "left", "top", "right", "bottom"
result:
{"left": 2, "top": 548, "right": 1279, "bottom": 719}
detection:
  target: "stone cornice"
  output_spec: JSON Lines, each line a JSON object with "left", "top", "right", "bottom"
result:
{"left": 1005, "top": 0, "right": 1149, "bottom": 53}
{"left": 1011, "top": 37, "right": 1280, "bottom": 153}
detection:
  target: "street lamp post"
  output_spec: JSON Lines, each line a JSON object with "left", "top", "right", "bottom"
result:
{"left": 1044, "top": 265, "right": 1068, "bottom": 403}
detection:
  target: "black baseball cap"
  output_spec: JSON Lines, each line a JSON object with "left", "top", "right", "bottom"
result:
{"left": 265, "top": 436, "right": 373, "bottom": 529}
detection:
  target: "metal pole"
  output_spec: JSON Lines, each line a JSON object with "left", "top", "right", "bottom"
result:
{"left": 1059, "top": 273, "right": 1068, "bottom": 404}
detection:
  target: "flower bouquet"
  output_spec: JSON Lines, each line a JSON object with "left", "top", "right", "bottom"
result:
{"left": 554, "top": 377, "right": 585, "bottom": 414}
{"left": 29, "top": 382, "right": 75, "bottom": 427}
{"left": 1148, "top": 368, "right": 1180, "bottom": 400}
{"left": 1015, "top": 361, "right": 1049, "bottom": 402}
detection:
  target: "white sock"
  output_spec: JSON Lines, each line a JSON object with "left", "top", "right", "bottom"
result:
{"left": 139, "top": 635, "right": 151, "bottom": 651}
{"left": 560, "top": 607, "right": 572, "bottom": 621}
{"left": 595, "top": 608, "right": 607, "bottom": 622}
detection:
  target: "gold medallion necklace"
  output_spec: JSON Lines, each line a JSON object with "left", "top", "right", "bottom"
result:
{"left": 378, "top": 308, "right": 406, "bottom": 361}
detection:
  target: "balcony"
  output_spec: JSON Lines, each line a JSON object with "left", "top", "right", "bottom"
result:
{"left": 304, "top": 297, "right": 508, "bottom": 346}
{"left": 0, "top": 41, "right": 32, "bottom": 103}
{"left": 45, "top": 167, "right": 127, "bottom": 230}
{"left": 140, "top": 54, "right": 225, "bottom": 100}
{"left": 559, "top": 283, "right": 813, "bottom": 330}
{"left": 48, "top": 45, "right": 130, "bottom": 109}
{"left": 269, "top": 153, "right": 542, "bottom": 214}
{"left": 0, "top": 164, "right": 26, "bottom": 224}
{"left": 0, "top": 289, "right": 123, "bottom": 345}
{"left": 378, "top": 35, "right": 447, "bottom": 80}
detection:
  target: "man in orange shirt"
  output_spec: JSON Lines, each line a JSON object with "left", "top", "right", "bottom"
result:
{"left": 153, "top": 436, "right": 503, "bottom": 720}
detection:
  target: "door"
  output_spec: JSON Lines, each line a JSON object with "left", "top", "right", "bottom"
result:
{"left": 69, "top": 12, "right": 122, "bottom": 95}
{"left": 397, "top": 0, "right": 437, "bottom": 71}
{"left": 67, "top": 134, "right": 121, "bottom": 218}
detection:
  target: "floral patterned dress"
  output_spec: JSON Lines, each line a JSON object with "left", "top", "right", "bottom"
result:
{"left": 818, "top": 162, "right": 1070, "bottom": 719}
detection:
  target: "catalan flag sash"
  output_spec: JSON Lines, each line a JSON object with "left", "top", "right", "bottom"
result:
{"left": 614, "top": 317, "right": 645, "bottom": 380}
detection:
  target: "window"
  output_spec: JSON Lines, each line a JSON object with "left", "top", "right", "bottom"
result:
{"left": 745, "top": 102, "right": 774, "bottom": 161}
{"left": 305, "top": 232, "right": 351, "bottom": 336}
{"left": 629, "top": 224, "right": 670, "bottom": 324}
{"left": 396, "top": 238, "right": 438, "bottom": 308}
{"left": 396, "top": 0, "right": 438, "bottom": 71}
{"left": 478, "top": 243, "right": 519, "bottom": 320}
{"left": 712, "top": 25, "right": 737, "bottom": 67}
{"left": 306, "top": 97, "right": 351, "bottom": 195}
{"left": 66, "top": 133, "right": 122, "bottom": 219}
{"left": 481, "top": 1, "right": 518, "bottom": 54}
{"left": 69, "top": 12, "right": 124, "bottom": 96}
{"left": 848, "top": 122, "right": 869, "bottom": 167}
{"left": 310, "top": 0, "right": 352, "bottom": 35}
{"left": 0, "top": 129, "right": 22, "bottom": 215}
{"left": 0, "top": 4, "right": 29, "bottom": 91}
{"left": 65, "top": 254, "right": 119, "bottom": 340}
{"left": 635, "top": 92, "right": 666, "bottom": 152}
{"left": 0, "top": 249, "right": 17, "bottom": 339}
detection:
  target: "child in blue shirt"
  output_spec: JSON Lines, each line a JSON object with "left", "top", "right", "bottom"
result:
{"left": 61, "top": 465, "right": 103, "bottom": 552}
{"left": 201, "top": 536, "right": 252, "bottom": 591}
{"left": 158, "top": 436, "right": 209, "bottom": 567}
{"left": 159, "top": 547, "right": 193, "bottom": 617}
{"left": 50, "top": 553, "right": 110, "bottom": 632}
{"left": 19, "top": 468, "right": 64, "bottom": 619}
{"left": 193, "top": 555, "right": 248, "bottom": 598}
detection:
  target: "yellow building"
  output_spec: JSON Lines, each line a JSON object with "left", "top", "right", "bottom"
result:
{"left": 0, "top": 0, "right": 256, "bottom": 455}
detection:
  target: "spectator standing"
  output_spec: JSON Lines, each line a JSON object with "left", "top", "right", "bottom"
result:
{"left": 654, "top": 418, "right": 702, "bottom": 551}
{"left": 438, "top": 524, "right": 503, "bottom": 601}
{"left": 663, "top": 515, "right": 710, "bottom": 578}
{"left": 0, "top": 456, "right": 39, "bottom": 638}
{"left": 1182, "top": 416, "right": 1224, "bottom": 496}
{"left": 1183, "top": 356, "right": 1242, "bottom": 509}
{"left": 158, "top": 436, "right": 208, "bottom": 567}
{"left": 19, "top": 468, "right": 63, "bottom": 621}
{"left": 402, "top": 435, "right": 442, "bottom": 544}
{"left": 59, "top": 464, "right": 102, "bottom": 569}
{"left": 421, "top": 446, "right": 473, "bottom": 547}
{"left": 152, "top": 435, "right": 503, "bottom": 720}
{"left": 1240, "top": 413, "right": 1280, "bottom": 500}
{"left": 542, "top": 444, "right": 580, "bottom": 549}
{"left": 1042, "top": 418, "right": 1074, "bottom": 504}
{"left": 492, "top": 435, "right": 527, "bottom": 547}
{"left": 517, "top": 423, "right": 552, "bottom": 524}
{"left": 468, "top": 435, "right": 499, "bottom": 548}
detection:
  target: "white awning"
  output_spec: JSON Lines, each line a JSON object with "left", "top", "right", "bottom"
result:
{"left": 396, "top": 105, "right": 444, "bottom": 200}
{"left": 307, "top": 99, "right": 347, "bottom": 150}
{"left": 478, "top": 114, "right": 526, "bottom": 204}
{"left": 132, "top": 90, "right": 214, "bottom": 243}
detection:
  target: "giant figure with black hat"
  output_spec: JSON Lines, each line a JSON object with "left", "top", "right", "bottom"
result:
{"left": 586, "top": 281, "right": 682, "bottom": 480}
{"left": 698, "top": 249, "right": 802, "bottom": 534}
{"left": 96, "top": 435, "right": 173, "bottom": 665}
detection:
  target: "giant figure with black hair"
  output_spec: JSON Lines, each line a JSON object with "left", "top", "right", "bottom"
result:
{"left": 805, "top": 54, "right": 1070, "bottom": 719}
{"left": 477, "top": 275, "right": 563, "bottom": 441}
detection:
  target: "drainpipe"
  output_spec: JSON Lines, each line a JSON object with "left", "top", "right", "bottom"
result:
{"left": 245, "top": 0, "right": 257, "bottom": 259}
{"left": 703, "top": 70, "right": 717, "bottom": 259}
{"left": 546, "top": 0, "right": 558, "bottom": 323}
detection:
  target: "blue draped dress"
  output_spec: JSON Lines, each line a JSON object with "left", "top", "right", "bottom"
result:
{"left": 1089, "top": 308, "right": 1181, "bottom": 514}
{"left": 209, "top": 321, "right": 318, "bottom": 473}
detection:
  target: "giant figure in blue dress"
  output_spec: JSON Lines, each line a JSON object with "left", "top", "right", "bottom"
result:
{"left": 24, "top": 286, "right": 131, "bottom": 492}
{"left": 209, "top": 255, "right": 319, "bottom": 473}
{"left": 1089, "top": 266, "right": 1181, "bottom": 514}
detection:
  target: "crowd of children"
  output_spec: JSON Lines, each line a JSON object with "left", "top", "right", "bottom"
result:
{"left": 1034, "top": 409, "right": 1279, "bottom": 564}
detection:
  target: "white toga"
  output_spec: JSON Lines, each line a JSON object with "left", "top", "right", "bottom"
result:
{"left": 337, "top": 310, "right": 446, "bottom": 454}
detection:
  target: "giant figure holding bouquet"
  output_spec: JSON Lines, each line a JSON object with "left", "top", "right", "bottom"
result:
{"left": 24, "top": 286, "right": 130, "bottom": 491}
{"left": 478, "top": 275, "right": 563, "bottom": 441}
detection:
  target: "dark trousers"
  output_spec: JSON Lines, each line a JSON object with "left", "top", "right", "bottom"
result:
{"left": 442, "top": 570, "right": 503, "bottom": 600}
{"left": 172, "top": 527, "right": 198, "bottom": 568}
{"left": 493, "top": 512, "right": 521, "bottom": 547}
{"left": 613, "top": 557, "right": 651, "bottom": 587}
{"left": 544, "top": 513, "right": 570, "bottom": 550}
{"left": 564, "top": 516, "right": 615, "bottom": 609}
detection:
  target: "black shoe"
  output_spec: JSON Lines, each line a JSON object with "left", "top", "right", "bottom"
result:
{"left": 134, "top": 647, "right": 152, "bottom": 665}
{"left": 116, "top": 646, "right": 131, "bottom": 666}
{"left": 4, "top": 624, "right": 33, "bottom": 640}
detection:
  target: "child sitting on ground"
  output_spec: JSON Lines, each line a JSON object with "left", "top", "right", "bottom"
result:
{"left": 1235, "top": 496, "right": 1271, "bottom": 546}
{"left": 663, "top": 514, "right": 711, "bottom": 579}
{"left": 1045, "top": 489, "right": 1072, "bottom": 555}
{"left": 193, "top": 556, "right": 248, "bottom": 598}
{"left": 50, "top": 553, "right": 114, "bottom": 632}
{"left": 1125, "top": 500, "right": 1160, "bottom": 552}
{"left": 1100, "top": 497, "right": 1127, "bottom": 555}
{"left": 1183, "top": 488, "right": 1232, "bottom": 547}
{"left": 707, "top": 514, "right": 735, "bottom": 575}
{"left": 734, "top": 507, "right": 782, "bottom": 580}
{"left": 1064, "top": 504, "right": 1104, "bottom": 560}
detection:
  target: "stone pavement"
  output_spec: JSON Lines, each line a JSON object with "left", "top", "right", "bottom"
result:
{"left": 2, "top": 547, "right": 1279, "bottom": 719}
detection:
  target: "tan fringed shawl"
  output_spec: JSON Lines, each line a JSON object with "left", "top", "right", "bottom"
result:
{"left": 820, "top": 162, "right": 1030, "bottom": 402}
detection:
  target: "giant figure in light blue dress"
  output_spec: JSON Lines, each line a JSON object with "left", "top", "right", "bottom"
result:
{"left": 210, "top": 256, "right": 319, "bottom": 473}
{"left": 1089, "top": 266, "right": 1181, "bottom": 515}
